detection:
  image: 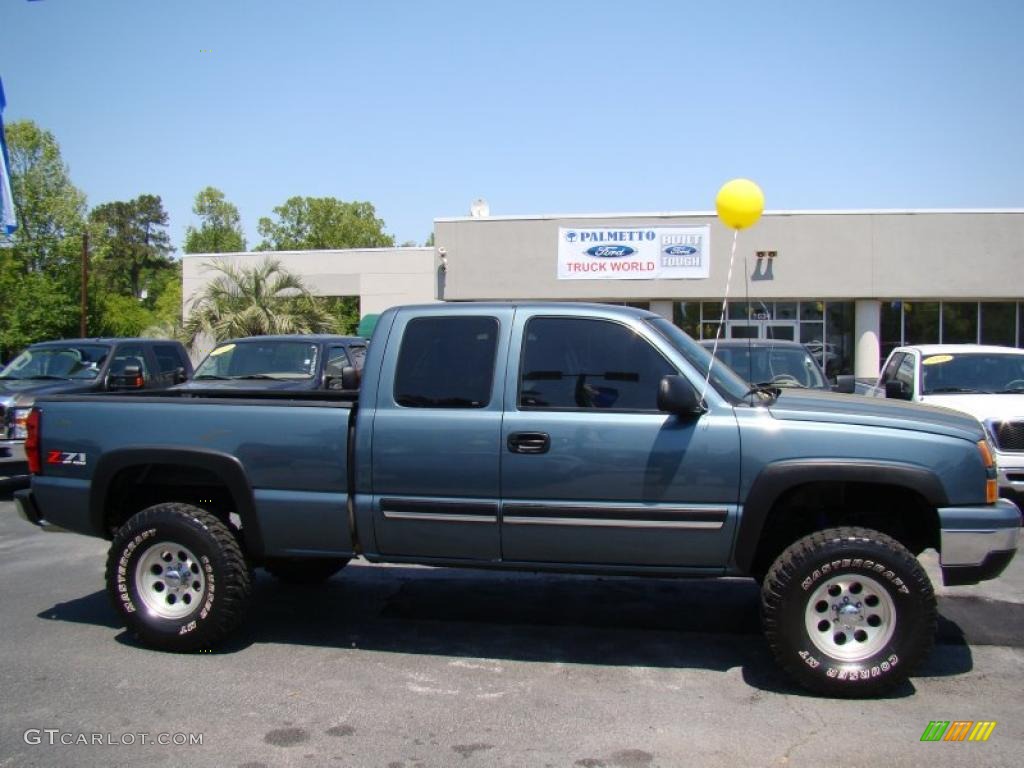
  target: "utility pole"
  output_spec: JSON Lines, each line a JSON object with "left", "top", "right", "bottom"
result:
{"left": 80, "top": 230, "right": 89, "bottom": 337}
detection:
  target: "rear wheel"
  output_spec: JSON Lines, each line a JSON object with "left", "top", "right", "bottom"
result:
{"left": 105, "top": 503, "right": 252, "bottom": 651}
{"left": 761, "top": 526, "right": 936, "bottom": 697}
{"left": 264, "top": 557, "right": 350, "bottom": 584}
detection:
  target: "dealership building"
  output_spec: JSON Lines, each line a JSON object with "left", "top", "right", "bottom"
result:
{"left": 184, "top": 209, "right": 1024, "bottom": 378}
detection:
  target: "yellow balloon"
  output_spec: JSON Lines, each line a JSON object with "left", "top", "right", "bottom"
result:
{"left": 715, "top": 178, "right": 765, "bottom": 230}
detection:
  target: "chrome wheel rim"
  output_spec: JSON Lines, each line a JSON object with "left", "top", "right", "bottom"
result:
{"left": 135, "top": 542, "right": 206, "bottom": 620}
{"left": 804, "top": 573, "right": 896, "bottom": 662}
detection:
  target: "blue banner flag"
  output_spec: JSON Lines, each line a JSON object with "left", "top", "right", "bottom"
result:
{"left": 1, "top": 77, "right": 17, "bottom": 237}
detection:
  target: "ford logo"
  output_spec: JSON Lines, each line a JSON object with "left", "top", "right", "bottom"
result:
{"left": 586, "top": 245, "right": 635, "bottom": 258}
{"left": 663, "top": 245, "right": 698, "bottom": 256}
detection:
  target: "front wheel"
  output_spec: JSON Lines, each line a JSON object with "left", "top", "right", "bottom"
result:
{"left": 761, "top": 526, "right": 936, "bottom": 697}
{"left": 105, "top": 503, "right": 252, "bottom": 652}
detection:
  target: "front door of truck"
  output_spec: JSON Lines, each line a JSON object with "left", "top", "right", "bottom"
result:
{"left": 370, "top": 310, "right": 511, "bottom": 560}
{"left": 500, "top": 313, "right": 740, "bottom": 567}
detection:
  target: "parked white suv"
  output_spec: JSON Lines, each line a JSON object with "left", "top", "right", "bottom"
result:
{"left": 870, "top": 344, "right": 1024, "bottom": 506}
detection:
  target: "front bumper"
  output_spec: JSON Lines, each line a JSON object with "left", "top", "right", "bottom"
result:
{"left": 938, "top": 498, "right": 1021, "bottom": 586}
{"left": 14, "top": 489, "right": 70, "bottom": 533}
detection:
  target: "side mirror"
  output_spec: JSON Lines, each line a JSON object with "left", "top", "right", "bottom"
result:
{"left": 173, "top": 366, "right": 188, "bottom": 384}
{"left": 326, "top": 366, "right": 360, "bottom": 391}
{"left": 341, "top": 366, "right": 360, "bottom": 390}
{"left": 833, "top": 375, "right": 856, "bottom": 394}
{"left": 107, "top": 363, "right": 145, "bottom": 390}
{"left": 657, "top": 375, "right": 704, "bottom": 417}
{"left": 884, "top": 380, "right": 911, "bottom": 400}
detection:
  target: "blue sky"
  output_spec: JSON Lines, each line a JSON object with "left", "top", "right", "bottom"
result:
{"left": 2, "top": 0, "right": 1022, "bottom": 250}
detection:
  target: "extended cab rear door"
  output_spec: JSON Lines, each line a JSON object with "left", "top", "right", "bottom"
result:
{"left": 368, "top": 307, "right": 513, "bottom": 560}
{"left": 499, "top": 309, "right": 741, "bottom": 568}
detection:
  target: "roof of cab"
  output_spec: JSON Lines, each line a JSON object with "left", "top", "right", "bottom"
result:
{"left": 29, "top": 338, "right": 180, "bottom": 347}
{"left": 215, "top": 335, "right": 368, "bottom": 345}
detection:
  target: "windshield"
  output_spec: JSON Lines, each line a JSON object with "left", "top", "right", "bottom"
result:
{"left": 645, "top": 318, "right": 752, "bottom": 403}
{"left": 194, "top": 341, "right": 320, "bottom": 380}
{"left": 920, "top": 352, "right": 1024, "bottom": 395}
{"left": 711, "top": 346, "right": 827, "bottom": 389}
{"left": 0, "top": 344, "right": 112, "bottom": 381}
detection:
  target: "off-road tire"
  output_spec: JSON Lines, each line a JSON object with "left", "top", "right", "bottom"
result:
{"left": 105, "top": 502, "right": 252, "bottom": 652}
{"left": 264, "top": 557, "right": 350, "bottom": 584}
{"left": 761, "top": 526, "right": 936, "bottom": 697}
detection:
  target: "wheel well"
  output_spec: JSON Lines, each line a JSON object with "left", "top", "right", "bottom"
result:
{"left": 749, "top": 481, "right": 940, "bottom": 577}
{"left": 102, "top": 463, "right": 240, "bottom": 539}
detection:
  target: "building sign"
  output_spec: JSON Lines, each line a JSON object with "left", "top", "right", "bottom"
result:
{"left": 557, "top": 226, "right": 710, "bottom": 280}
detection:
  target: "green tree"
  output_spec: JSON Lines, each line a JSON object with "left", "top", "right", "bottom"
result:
{"left": 183, "top": 258, "right": 336, "bottom": 345}
{"left": 255, "top": 197, "right": 394, "bottom": 251}
{"left": 183, "top": 186, "right": 247, "bottom": 254}
{"left": 323, "top": 296, "right": 360, "bottom": 335}
{"left": 0, "top": 120, "right": 86, "bottom": 358}
{"left": 89, "top": 194, "right": 174, "bottom": 299}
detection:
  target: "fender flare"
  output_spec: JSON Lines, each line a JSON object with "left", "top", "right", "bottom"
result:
{"left": 89, "top": 446, "right": 264, "bottom": 560}
{"left": 734, "top": 459, "right": 948, "bottom": 573}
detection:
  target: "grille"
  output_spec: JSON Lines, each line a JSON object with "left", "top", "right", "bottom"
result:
{"left": 991, "top": 420, "right": 1024, "bottom": 451}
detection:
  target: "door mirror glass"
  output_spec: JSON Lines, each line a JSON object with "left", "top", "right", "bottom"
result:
{"left": 833, "top": 375, "right": 856, "bottom": 394}
{"left": 884, "top": 380, "right": 910, "bottom": 400}
{"left": 327, "top": 365, "right": 360, "bottom": 391}
{"left": 657, "top": 375, "right": 704, "bottom": 417}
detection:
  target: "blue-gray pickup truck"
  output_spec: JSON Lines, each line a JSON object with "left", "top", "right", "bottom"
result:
{"left": 15, "top": 303, "right": 1021, "bottom": 697}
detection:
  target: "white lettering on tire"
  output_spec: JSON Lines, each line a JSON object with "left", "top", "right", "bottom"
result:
{"left": 115, "top": 528, "right": 156, "bottom": 615}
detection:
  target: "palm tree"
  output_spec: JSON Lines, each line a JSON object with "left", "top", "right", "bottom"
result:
{"left": 183, "top": 258, "right": 336, "bottom": 346}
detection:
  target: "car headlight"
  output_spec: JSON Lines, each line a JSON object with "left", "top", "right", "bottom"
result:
{"left": 13, "top": 407, "right": 32, "bottom": 440}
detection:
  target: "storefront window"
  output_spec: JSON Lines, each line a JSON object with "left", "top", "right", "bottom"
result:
{"left": 775, "top": 302, "right": 798, "bottom": 320}
{"left": 800, "top": 302, "right": 824, "bottom": 321}
{"left": 880, "top": 301, "right": 902, "bottom": 366}
{"left": 825, "top": 302, "right": 854, "bottom": 377}
{"left": 702, "top": 302, "right": 725, "bottom": 325}
{"left": 942, "top": 302, "right": 978, "bottom": 344}
{"left": 701, "top": 322, "right": 722, "bottom": 341}
{"left": 728, "top": 301, "right": 754, "bottom": 320}
{"left": 904, "top": 302, "right": 939, "bottom": 345}
{"left": 981, "top": 302, "right": 1017, "bottom": 346}
{"left": 673, "top": 302, "right": 700, "bottom": 338}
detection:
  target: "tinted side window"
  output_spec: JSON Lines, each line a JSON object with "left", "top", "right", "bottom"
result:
{"left": 325, "top": 346, "right": 351, "bottom": 377}
{"left": 153, "top": 344, "right": 184, "bottom": 374}
{"left": 348, "top": 344, "right": 368, "bottom": 370}
{"left": 880, "top": 353, "right": 904, "bottom": 384}
{"left": 519, "top": 317, "right": 676, "bottom": 411}
{"left": 394, "top": 317, "right": 498, "bottom": 408}
{"left": 895, "top": 354, "right": 916, "bottom": 391}
{"left": 109, "top": 345, "right": 150, "bottom": 377}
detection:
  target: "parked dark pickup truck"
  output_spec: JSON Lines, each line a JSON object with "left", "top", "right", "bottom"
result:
{"left": 1, "top": 338, "right": 191, "bottom": 455}
{"left": 174, "top": 334, "right": 367, "bottom": 393}
{"left": 16, "top": 303, "right": 1021, "bottom": 697}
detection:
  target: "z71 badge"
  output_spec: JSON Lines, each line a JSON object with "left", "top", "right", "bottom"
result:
{"left": 46, "top": 451, "right": 87, "bottom": 466}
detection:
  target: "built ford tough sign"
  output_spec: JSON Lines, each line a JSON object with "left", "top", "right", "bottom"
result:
{"left": 15, "top": 303, "right": 1021, "bottom": 697}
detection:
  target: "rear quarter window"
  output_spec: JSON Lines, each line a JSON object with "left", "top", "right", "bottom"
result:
{"left": 393, "top": 316, "right": 499, "bottom": 408}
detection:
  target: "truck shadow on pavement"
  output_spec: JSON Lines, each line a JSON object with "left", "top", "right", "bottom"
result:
{"left": 38, "top": 562, "right": 1008, "bottom": 698}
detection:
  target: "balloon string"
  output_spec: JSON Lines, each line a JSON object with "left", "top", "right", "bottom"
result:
{"left": 701, "top": 228, "right": 739, "bottom": 406}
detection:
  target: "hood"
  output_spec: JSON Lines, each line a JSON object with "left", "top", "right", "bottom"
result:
{"left": 0, "top": 378, "right": 101, "bottom": 406}
{"left": 919, "top": 393, "right": 1024, "bottom": 424}
{"left": 766, "top": 388, "right": 984, "bottom": 443}
{"left": 172, "top": 379, "right": 318, "bottom": 393}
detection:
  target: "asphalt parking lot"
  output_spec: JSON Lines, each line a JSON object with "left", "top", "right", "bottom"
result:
{"left": 1, "top": 454, "right": 1022, "bottom": 768}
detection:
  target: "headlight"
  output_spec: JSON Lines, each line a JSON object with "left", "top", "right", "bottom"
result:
{"left": 13, "top": 408, "right": 32, "bottom": 440}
